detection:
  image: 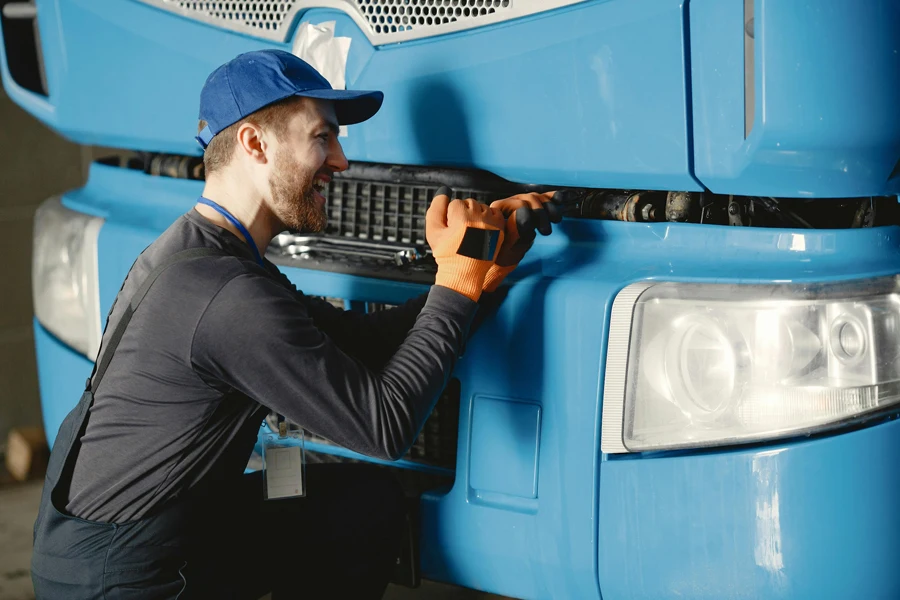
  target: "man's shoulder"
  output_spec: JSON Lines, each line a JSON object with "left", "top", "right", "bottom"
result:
{"left": 130, "top": 215, "right": 265, "bottom": 299}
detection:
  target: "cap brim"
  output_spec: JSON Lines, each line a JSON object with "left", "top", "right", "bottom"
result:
{"left": 296, "top": 89, "right": 384, "bottom": 125}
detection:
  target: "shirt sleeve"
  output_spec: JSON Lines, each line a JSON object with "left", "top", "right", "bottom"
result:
{"left": 190, "top": 272, "right": 477, "bottom": 460}
{"left": 264, "top": 263, "right": 505, "bottom": 369}
{"left": 301, "top": 293, "right": 430, "bottom": 371}
{"left": 264, "top": 263, "right": 430, "bottom": 369}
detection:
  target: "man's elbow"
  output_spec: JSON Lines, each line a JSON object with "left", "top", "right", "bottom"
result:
{"left": 374, "top": 429, "right": 415, "bottom": 462}
{"left": 379, "top": 439, "right": 409, "bottom": 462}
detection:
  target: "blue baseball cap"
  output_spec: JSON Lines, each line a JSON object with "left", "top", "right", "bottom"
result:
{"left": 196, "top": 49, "right": 383, "bottom": 149}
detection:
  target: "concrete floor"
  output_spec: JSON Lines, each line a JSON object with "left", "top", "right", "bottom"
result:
{"left": 0, "top": 479, "right": 38, "bottom": 600}
{"left": 0, "top": 477, "right": 505, "bottom": 600}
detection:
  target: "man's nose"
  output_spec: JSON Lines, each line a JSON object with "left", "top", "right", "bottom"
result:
{"left": 328, "top": 138, "right": 349, "bottom": 173}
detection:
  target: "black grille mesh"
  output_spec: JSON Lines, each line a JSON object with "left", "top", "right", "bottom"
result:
{"left": 325, "top": 180, "right": 498, "bottom": 246}
{"left": 268, "top": 162, "right": 525, "bottom": 281}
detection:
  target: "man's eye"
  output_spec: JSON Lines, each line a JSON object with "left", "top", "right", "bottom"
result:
{"left": 318, "top": 133, "right": 330, "bottom": 141}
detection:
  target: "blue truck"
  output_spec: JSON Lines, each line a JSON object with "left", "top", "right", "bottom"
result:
{"left": 4, "top": 0, "right": 900, "bottom": 598}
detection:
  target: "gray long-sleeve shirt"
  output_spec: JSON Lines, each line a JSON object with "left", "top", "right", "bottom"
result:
{"left": 65, "top": 210, "right": 477, "bottom": 523}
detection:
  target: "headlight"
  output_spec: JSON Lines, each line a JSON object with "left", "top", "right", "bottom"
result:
{"left": 32, "top": 197, "right": 103, "bottom": 358}
{"left": 601, "top": 278, "right": 900, "bottom": 453}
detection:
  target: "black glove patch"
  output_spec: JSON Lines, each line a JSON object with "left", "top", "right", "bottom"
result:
{"left": 457, "top": 227, "right": 500, "bottom": 261}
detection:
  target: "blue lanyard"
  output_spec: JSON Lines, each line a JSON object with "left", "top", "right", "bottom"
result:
{"left": 197, "top": 197, "right": 264, "bottom": 266}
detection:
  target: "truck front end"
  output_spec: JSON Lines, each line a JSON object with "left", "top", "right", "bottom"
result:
{"left": 5, "top": 0, "right": 900, "bottom": 597}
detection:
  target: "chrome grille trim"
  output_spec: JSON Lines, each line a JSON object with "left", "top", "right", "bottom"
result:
{"left": 134, "top": 0, "right": 587, "bottom": 45}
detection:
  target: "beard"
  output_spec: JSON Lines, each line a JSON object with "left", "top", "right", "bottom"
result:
{"left": 268, "top": 149, "right": 328, "bottom": 233}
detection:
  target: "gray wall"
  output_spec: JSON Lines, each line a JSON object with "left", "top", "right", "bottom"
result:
{"left": 0, "top": 87, "right": 87, "bottom": 444}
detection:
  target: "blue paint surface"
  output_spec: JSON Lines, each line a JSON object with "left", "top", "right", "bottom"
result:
{"left": 3, "top": 0, "right": 697, "bottom": 190}
{"left": 6, "top": 0, "right": 897, "bottom": 196}
{"left": 598, "top": 417, "right": 900, "bottom": 599}
{"left": 691, "top": 0, "right": 900, "bottom": 197}
{"left": 469, "top": 396, "right": 541, "bottom": 500}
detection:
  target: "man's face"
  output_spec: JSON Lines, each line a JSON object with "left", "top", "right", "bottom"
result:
{"left": 267, "top": 98, "right": 348, "bottom": 233}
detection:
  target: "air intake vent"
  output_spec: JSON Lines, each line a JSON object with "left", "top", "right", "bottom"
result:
{"left": 1, "top": 1, "right": 47, "bottom": 96}
{"left": 324, "top": 162, "right": 520, "bottom": 244}
{"left": 162, "top": 0, "right": 295, "bottom": 36}
{"left": 136, "top": 0, "right": 586, "bottom": 44}
{"left": 356, "top": 0, "right": 509, "bottom": 35}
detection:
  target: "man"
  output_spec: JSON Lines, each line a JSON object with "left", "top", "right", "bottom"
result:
{"left": 31, "top": 49, "right": 559, "bottom": 599}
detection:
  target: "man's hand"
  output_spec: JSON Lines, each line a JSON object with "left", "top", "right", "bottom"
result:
{"left": 426, "top": 186, "right": 506, "bottom": 302}
{"left": 483, "top": 192, "right": 564, "bottom": 292}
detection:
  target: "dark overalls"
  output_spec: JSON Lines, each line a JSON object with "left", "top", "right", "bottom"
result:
{"left": 30, "top": 248, "right": 407, "bottom": 599}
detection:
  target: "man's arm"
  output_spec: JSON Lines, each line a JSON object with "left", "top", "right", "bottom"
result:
{"left": 264, "top": 265, "right": 429, "bottom": 369}
{"left": 261, "top": 185, "right": 552, "bottom": 369}
{"left": 266, "top": 264, "right": 503, "bottom": 369}
{"left": 191, "top": 272, "right": 476, "bottom": 460}
{"left": 303, "top": 293, "right": 429, "bottom": 370}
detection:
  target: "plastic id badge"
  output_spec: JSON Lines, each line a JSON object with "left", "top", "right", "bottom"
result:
{"left": 262, "top": 422, "right": 306, "bottom": 500}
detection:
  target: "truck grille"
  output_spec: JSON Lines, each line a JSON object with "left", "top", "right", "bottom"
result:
{"left": 268, "top": 161, "right": 524, "bottom": 282}
{"left": 134, "top": 0, "right": 586, "bottom": 45}
{"left": 324, "top": 163, "right": 511, "bottom": 245}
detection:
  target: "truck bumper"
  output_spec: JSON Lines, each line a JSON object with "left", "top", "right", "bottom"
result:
{"left": 598, "top": 416, "right": 900, "bottom": 599}
{"left": 36, "top": 313, "right": 900, "bottom": 600}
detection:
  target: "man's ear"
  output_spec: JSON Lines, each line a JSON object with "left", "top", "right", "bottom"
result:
{"left": 236, "top": 122, "right": 269, "bottom": 164}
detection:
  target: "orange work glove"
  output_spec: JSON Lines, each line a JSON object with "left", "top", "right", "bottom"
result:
{"left": 426, "top": 186, "right": 506, "bottom": 302}
{"left": 483, "top": 192, "right": 564, "bottom": 292}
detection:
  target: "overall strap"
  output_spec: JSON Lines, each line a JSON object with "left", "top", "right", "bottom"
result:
{"left": 88, "top": 247, "right": 224, "bottom": 394}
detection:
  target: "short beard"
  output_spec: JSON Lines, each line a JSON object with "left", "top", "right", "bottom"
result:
{"left": 269, "top": 149, "right": 328, "bottom": 233}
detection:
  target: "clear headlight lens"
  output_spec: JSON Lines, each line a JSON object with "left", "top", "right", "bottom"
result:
{"left": 32, "top": 197, "right": 103, "bottom": 358}
{"left": 621, "top": 279, "right": 900, "bottom": 451}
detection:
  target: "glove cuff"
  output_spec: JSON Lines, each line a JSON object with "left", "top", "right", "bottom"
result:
{"left": 435, "top": 256, "right": 494, "bottom": 302}
{"left": 482, "top": 264, "right": 517, "bottom": 293}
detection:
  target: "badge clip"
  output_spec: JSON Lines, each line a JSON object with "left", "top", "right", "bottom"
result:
{"left": 262, "top": 417, "right": 306, "bottom": 500}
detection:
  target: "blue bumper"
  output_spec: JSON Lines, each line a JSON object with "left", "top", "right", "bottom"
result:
{"left": 598, "top": 417, "right": 900, "bottom": 600}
